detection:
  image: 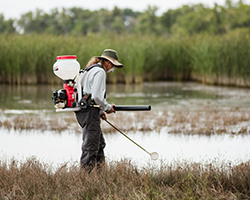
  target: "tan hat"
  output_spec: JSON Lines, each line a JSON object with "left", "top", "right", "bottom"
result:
{"left": 96, "top": 49, "right": 123, "bottom": 68}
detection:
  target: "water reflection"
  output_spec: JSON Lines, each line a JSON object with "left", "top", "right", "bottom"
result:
{"left": 1, "top": 128, "right": 249, "bottom": 169}
{"left": 1, "top": 82, "right": 250, "bottom": 111}
{"left": 107, "top": 82, "right": 250, "bottom": 110}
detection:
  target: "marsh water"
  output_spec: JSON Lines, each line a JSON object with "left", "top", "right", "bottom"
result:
{"left": 1, "top": 82, "right": 250, "bottom": 169}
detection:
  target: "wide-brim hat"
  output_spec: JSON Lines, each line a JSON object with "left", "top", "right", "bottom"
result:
{"left": 96, "top": 49, "right": 123, "bottom": 68}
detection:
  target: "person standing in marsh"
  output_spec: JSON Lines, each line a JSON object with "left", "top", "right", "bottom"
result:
{"left": 75, "top": 49, "right": 123, "bottom": 171}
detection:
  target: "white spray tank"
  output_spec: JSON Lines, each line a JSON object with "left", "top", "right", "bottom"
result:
{"left": 52, "top": 55, "right": 81, "bottom": 112}
{"left": 53, "top": 55, "right": 80, "bottom": 80}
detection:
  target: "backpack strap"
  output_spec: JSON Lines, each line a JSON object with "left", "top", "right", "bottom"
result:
{"left": 85, "top": 63, "right": 102, "bottom": 72}
{"left": 77, "top": 63, "right": 104, "bottom": 106}
{"left": 79, "top": 63, "right": 102, "bottom": 74}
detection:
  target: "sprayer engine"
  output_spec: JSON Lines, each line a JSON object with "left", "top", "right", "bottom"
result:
{"left": 52, "top": 79, "right": 78, "bottom": 109}
{"left": 52, "top": 89, "right": 67, "bottom": 109}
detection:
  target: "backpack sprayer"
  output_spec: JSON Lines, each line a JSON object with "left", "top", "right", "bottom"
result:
{"left": 52, "top": 55, "right": 81, "bottom": 112}
{"left": 51, "top": 55, "right": 158, "bottom": 160}
{"left": 51, "top": 55, "right": 152, "bottom": 112}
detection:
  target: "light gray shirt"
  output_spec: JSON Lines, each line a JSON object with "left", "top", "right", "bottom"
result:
{"left": 76, "top": 65, "right": 111, "bottom": 114}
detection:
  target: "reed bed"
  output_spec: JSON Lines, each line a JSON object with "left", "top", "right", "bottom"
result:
{"left": 0, "top": 157, "right": 249, "bottom": 199}
{"left": 1, "top": 30, "right": 250, "bottom": 86}
{"left": 1, "top": 105, "right": 250, "bottom": 135}
{"left": 191, "top": 30, "right": 250, "bottom": 86}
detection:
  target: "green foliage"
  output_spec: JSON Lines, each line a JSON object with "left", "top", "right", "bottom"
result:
{"left": 2, "top": 2, "right": 250, "bottom": 36}
{"left": 0, "top": 14, "right": 15, "bottom": 34}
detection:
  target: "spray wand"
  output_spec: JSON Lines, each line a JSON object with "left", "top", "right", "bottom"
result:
{"left": 104, "top": 105, "right": 159, "bottom": 160}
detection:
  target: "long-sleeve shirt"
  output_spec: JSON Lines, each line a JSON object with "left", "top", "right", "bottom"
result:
{"left": 76, "top": 64, "right": 111, "bottom": 114}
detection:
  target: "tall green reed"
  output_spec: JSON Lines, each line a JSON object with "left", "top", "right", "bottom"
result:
{"left": 143, "top": 36, "right": 191, "bottom": 81}
{"left": 190, "top": 35, "right": 220, "bottom": 84}
{"left": 190, "top": 30, "right": 250, "bottom": 86}
{"left": 1, "top": 31, "right": 250, "bottom": 86}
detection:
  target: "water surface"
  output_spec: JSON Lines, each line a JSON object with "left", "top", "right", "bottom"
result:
{"left": 0, "top": 82, "right": 250, "bottom": 169}
{"left": 1, "top": 128, "right": 249, "bottom": 169}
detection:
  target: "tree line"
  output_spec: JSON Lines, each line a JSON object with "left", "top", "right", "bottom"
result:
{"left": 0, "top": 0, "right": 250, "bottom": 36}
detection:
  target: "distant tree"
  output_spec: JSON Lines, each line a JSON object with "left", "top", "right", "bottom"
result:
{"left": 111, "top": 7, "right": 124, "bottom": 34}
{"left": 161, "top": 9, "right": 180, "bottom": 33}
{"left": 43, "top": 9, "right": 62, "bottom": 35}
{"left": 112, "top": 16, "right": 124, "bottom": 34}
{"left": 238, "top": 0, "right": 244, "bottom": 5}
{"left": 122, "top": 8, "right": 141, "bottom": 33}
{"left": 56, "top": 8, "right": 74, "bottom": 35}
{"left": 161, "top": 5, "right": 195, "bottom": 35}
{"left": 0, "top": 14, "right": 16, "bottom": 33}
{"left": 112, "top": 6, "right": 122, "bottom": 19}
{"left": 229, "top": 3, "right": 250, "bottom": 29}
{"left": 225, "top": 0, "right": 235, "bottom": 8}
{"left": 70, "top": 8, "right": 92, "bottom": 35}
{"left": 8, "top": 3, "right": 250, "bottom": 36}
{"left": 178, "top": 4, "right": 217, "bottom": 35}
{"left": 17, "top": 10, "right": 49, "bottom": 34}
{"left": 161, "top": 4, "right": 229, "bottom": 36}
{"left": 136, "top": 6, "right": 160, "bottom": 34}
{"left": 213, "top": 3, "right": 227, "bottom": 34}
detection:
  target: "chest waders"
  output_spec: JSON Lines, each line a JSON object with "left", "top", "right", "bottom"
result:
{"left": 75, "top": 64, "right": 106, "bottom": 171}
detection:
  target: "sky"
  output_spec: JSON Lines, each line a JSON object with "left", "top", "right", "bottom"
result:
{"left": 1, "top": 0, "right": 250, "bottom": 20}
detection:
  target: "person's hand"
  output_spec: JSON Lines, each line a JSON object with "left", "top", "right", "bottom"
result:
{"left": 106, "top": 104, "right": 116, "bottom": 114}
{"left": 100, "top": 112, "right": 107, "bottom": 120}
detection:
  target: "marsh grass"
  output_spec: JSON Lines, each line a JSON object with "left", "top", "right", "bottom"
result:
{"left": 0, "top": 157, "right": 249, "bottom": 199}
{"left": 2, "top": 30, "right": 250, "bottom": 86}
{"left": 191, "top": 30, "right": 250, "bottom": 86}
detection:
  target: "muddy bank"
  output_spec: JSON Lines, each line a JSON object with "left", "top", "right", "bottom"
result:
{"left": 1, "top": 105, "right": 250, "bottom": 135}
{"left": 191, "top": 74, "right": 250, "bottom": 88}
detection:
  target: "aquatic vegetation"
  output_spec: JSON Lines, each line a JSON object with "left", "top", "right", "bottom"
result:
{"left": 1, "top": 105, "right": 250, "bottom": 135}
{"left": 1, "top": 30, "right": 250, "bottom": 86}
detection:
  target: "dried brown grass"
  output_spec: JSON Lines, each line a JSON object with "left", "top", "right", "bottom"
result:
{"left": 153, "top": 106, "right": 250, "bottom": 135}
{"left": 0, "top": 158, "right": 249, "bottom": 199}
{"left": 1, "top": 106, "right": 250, "bottom": 135}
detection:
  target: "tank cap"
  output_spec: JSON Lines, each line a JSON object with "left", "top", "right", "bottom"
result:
{"left": 56, "top": 55, "right": 77, "bottom": 60}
